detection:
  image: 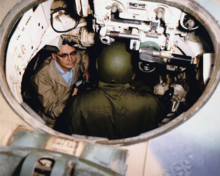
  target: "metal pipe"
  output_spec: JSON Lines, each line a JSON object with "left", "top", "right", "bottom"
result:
{"left": 106, "top": 32, "right": 140, "bottom": 39}
{"left": 169, "top": 54, "right": 192, "bottom": 66}
{"left": 139, "top": 49, "right": 172, "bottom": 58}
{"left": 140, "top": 49, "right": 193, "bottom": 66}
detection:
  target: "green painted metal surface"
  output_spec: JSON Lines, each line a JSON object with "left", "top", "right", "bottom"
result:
{"left": 0, "top": 146, "right": 123, "bottom": 176}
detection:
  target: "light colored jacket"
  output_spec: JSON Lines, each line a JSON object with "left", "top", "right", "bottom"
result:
{"left": 31, "top": 50, "right": 89, "bottom": 128}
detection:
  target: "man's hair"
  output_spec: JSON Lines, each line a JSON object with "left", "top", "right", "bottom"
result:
{"left": 47, "top": 38, "right": 77, "bottom": 53}
{"left": 62, "top": 37, "right": 77, "bottom": 47}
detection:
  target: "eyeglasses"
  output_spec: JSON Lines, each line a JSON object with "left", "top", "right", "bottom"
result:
{"left": 56, "top": 50, "right": 77, "bottom": 60}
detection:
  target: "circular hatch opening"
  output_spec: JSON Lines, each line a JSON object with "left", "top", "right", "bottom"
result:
{"left": 1, "top": 0, "right": 220, "bottom": 145}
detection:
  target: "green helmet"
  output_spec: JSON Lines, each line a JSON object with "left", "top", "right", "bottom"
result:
{"left": 98, "top": 42, "right": 134, "bottom": 84}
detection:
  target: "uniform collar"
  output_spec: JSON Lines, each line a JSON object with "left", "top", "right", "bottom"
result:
{"left": 98, "top": 81, "right": 130, "bottom": 90}
{"left": 54, "top": 60, "right": 73, "bottom": 75}
{"left": 47, "top": 58, "right": 70, "bottom": 88}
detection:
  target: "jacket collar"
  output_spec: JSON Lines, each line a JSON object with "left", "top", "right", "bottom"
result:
{"left": 48, "top": 57, "right": 71, "bottom": 88}
{"left": 98, "top": 81, "right": 130, "bottom": 90}
{"left": 54, "top": 60, "right": 74, "bottom": 76}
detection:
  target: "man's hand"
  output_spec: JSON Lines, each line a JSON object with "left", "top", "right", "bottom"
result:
{"left": 72, "top": 88, "right": 78, "bottom": 96}
{"left": 83, "top": 70, "right": 90, "bottom": 80}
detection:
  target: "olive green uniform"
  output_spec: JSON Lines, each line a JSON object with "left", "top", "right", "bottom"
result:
{"left": 63, "top": 81, "right": 164, "bottom": 139}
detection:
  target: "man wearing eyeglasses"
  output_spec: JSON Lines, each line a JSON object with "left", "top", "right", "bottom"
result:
{"left": 31, "top": 39, "right": 89, "bottom": 128}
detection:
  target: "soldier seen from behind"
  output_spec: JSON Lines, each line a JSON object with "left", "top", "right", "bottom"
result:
{"left": 58, "top": 42, "right": 164, "bottom": 139}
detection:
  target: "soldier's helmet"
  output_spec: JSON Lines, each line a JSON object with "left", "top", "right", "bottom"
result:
{"left": 98, "top": 42, "right": 134, "bottom": 84}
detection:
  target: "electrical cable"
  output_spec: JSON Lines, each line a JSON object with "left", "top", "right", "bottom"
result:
{"left": 50, "top": 7, "right": 79, "bottom": 33}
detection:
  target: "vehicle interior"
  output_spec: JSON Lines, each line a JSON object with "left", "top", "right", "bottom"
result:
{"left": 4, "top": 0, "right": 215, "bottom": 141}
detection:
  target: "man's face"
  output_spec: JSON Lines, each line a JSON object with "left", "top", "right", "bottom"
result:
{"left": 52, "top": 44, "right": 77, "bottom": 72}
